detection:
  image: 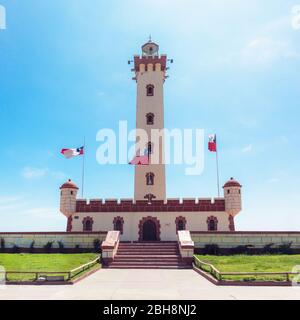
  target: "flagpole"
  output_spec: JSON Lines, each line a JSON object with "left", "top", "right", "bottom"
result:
{"left": 81, "top": 136, "right": 85, "bottom": 198}
{"left": 215, "top": 135, "right": 220, "bottom": 197}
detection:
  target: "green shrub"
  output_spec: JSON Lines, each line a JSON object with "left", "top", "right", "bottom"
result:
{"left": 231, "top": 245, "right": 254, "bottom": 255}
{"left": 0, "top": 238, "right": 5, "bottom": 252}
{"left": 29, "top": 241, "right": 35, "bottom": 253}
{"left": 57, "top": 241, "right": 64, "bottom": 253}
{"left": 203, "top": 244, "right": 220, "bottom": 255}
{"left": 262, "top": 243, "right": 274, "bottom": 254}
{"left": 12, "top": 245, "right": 20, "bottom": 253}
{"left": 278, "top": 242, "right": 293, "bottom": 254}
{"left": 44, "top": 241, "right": 54, "bottom": 253}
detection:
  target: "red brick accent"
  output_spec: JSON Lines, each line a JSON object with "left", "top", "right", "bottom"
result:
{"left": 228, "top": 215, "right": 235, "bottom": 231}
{"left": 207, "top": 216, "right": 218, "bottom": 231}
{"left": 113, "top": 216, "right": 124, "bottom": 235}
{"left": 134, "top": 55, "right": 167, "bottom": 72}
{"left": 76, "top": 198, "right": 226, "bottom": 213}
{"left": 66, "top": 216, "right": 73, "bottom": 232}
{"left": 82, "top": 216, "right": 94, "bottom": 232}
{"left": 175, "top": 216, "right": 187, "bottom": 234}
{"left": 138, "top": 216, "right": 161, "bottom": 242}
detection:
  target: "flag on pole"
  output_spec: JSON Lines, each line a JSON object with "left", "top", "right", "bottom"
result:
{"left": 61, "top": 146, "right": 84, "bottom": 159}
{"left": 208, "top": 134, "right": 217, "bottom": 152}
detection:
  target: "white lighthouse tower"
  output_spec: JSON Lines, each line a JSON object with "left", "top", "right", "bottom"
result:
{"left": 133, "top": 39, "right": 168, "bottom": 202}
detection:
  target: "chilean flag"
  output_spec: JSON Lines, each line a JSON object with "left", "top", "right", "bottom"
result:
{"left": 129, "top": 148, "right": 149, "bottom": 165}
{"left": 208, "top": 134, "right": 217, "bottom": 152}
{"left": 61, "top": 146, "right": 84, "bottom": 159}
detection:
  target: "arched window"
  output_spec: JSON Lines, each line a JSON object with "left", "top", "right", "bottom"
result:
{"left": 175, "top": 216, "right": 187, "bottom": 233}
{"left": 113, "top": 216, "right": 124, "bottom": 234}
{"left": 146, "top": 113, "right": 154, "bottom": 125}
{"left": 207, "top": 216, "right": 218, "bottom": 231}
{"left": 146, "top": 172, "right": 155, "bottom": 185}
{"left": 146, "top": 84, "right": 154, "bottom": 96}
{"left": 82, "top": 217, "right": 93, "bottom": 232}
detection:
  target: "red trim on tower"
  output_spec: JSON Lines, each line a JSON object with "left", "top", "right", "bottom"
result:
{"left": 228, "top": 215, "right": 235, "bottom": 231}
{"left": 66, "top": 216, "right": 73, "bottom": 232}
{"left": 134, "top": 55, "right": 167, "bottom": 72}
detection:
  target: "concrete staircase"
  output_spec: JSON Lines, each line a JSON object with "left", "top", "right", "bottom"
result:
{"left": 107, "top": 242, "right": 192, "bottom": 269}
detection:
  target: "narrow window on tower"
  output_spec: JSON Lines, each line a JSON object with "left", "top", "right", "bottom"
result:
{"left": 147, "top": 142, "right": 153, "bottom": 154}
{"left": 146, "top": 172, "right": 155, "bottom": 185}
{"left": 146, "top": 113, "right": 154, "bottom": 125}
{"left": 146, "top": 84, "right": 154, "bottom": 96}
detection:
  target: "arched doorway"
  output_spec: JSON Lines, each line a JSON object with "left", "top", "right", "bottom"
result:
{"left": 142, "top": 220, "right": 157, "bottom": 241}
{"left": 138, "top": 217, "right": 161, "bottom": 242}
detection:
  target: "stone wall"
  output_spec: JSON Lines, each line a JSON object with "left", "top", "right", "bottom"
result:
{"left": 191, "top": 231, "right": 300, "bottom": 249}
{"left": 0, "top": 232, "right": 107, "bottom": 250}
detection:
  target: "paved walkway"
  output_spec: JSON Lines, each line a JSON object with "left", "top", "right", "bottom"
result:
{"left": 1, "top": 269, "right": 300, "bottom": 300}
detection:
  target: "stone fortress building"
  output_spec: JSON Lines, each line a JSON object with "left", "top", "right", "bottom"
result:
{"left": 60, "top": 40, "right": 242, "bottom": 242}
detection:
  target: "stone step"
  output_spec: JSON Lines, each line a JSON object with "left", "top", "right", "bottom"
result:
{"left": 118, "top": 245, "right": 178, "bottom": 249}
{"left": 109, "top": 266, "right": 188, "bottom": 269}
{"left": 116, "top": 252, "right": 179, "bottom": 256}
{"left": 110, "top": 261, "right": 185, "bottom": 266}
{"left": 114, "top": 257, "right": 181, "bottom": 262}
{"left": 115, "top": 254, "right": 180, "bottom": 258}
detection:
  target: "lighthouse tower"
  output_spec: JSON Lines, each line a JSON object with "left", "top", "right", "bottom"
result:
{"left": 133, "top": 40, "right": 168, "bottom": 202}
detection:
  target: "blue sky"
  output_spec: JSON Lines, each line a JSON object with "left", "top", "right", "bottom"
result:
{"left": 0, "top": 0, "right": 300, "bottom": 231}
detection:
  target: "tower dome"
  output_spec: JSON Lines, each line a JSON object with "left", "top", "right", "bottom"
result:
{"left": 223, "top": 177, "right": 242, "bottom": 188}
{"left": 60, "top": 179, "right": 78, "bottom": 190}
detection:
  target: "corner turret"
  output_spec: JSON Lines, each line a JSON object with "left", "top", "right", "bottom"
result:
{"left": 223, "top": 177, "right": 242, "bottom": 217}
{"left": 60, "top": 179, "right": 78, "bottom": 218}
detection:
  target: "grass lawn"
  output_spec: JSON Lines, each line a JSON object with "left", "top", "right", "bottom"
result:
{"left": 0, "top": 253, "right": 100, "bottom": 282}
{"left": 195, "top": 255, "right": 300, "bottom": 282}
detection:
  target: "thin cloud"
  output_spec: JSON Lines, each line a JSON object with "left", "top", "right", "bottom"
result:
{"left": 242, "top": 144, "right": 252, "bottom": 153}
{"left": 21, "top": 167, "right": 67, "bottom": 180}
{"left": 21, "top": 167, "right": 48, "bottom": 179}
{"left": 241, "top": 37, "right": 299, "bottom": 65}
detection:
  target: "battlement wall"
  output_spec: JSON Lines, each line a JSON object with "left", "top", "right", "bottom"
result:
{"left": 134, "top": 54, "right": 167, "bottom": 72}
{"left": 75, "top": 198, "right": 225, "bottom": 213}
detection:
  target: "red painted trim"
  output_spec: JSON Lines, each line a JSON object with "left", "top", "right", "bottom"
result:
{"left": 76, "top": 199, "right": 226, "bottom": 213}
{"left": 193, "top": 265, "right": 292, "bottom": 287}
{"left": 0, "top": 231, "right": 107, "bottom": 235}
{"left": 228, "top": 215, "right": 235, "bottom": 231}
{"left": 134, "top": 55, "right": 167, "bottom": 72}
{"left": 82, "top": 216, "right": 94, "bottom": 232}
{"left": 66, "top": 216, "right": 73, "bottom": 232}
{"left": 207, "top": 216, "right": 218, "bottom": 231}
{"left": 138, "top": 216, "right": 161, "bottom": 242}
